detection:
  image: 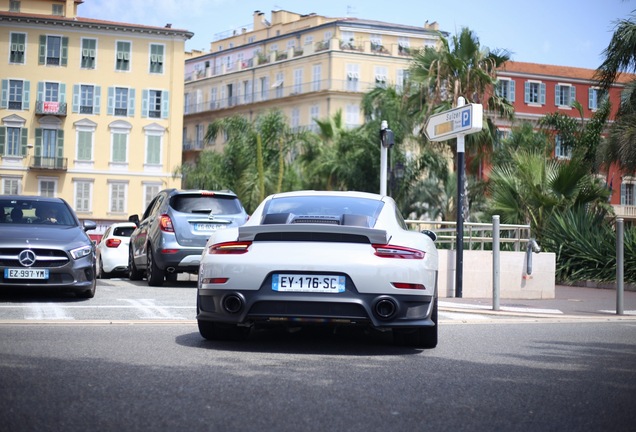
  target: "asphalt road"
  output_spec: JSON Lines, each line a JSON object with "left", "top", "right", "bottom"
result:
{"left": 1, "top": 320, "right": 635, "bottom": 432}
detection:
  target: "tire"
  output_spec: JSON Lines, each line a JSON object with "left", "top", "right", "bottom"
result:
{"left": 97, "top": 258, "right": 110, "bottom": 279}
{"left": 76, "top": 281, "right": 96, "bottom": 299}
{"left": 393, "top": 300, "right": 438, "bottom": 349}
{"left": 146, "top": 248, "right": 165, "bottom": 287}
{"left": 128, "top": 246, "right": 143, "bottom": 281}
{"left": 198, "top": 320, "right": 250, "bottom": 341}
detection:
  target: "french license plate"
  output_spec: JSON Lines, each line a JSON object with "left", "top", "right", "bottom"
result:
{"left": 194, "top": 223, "right": 223, "bottom": 232}
{"left": 272, "top": 274, "right": 345, "bottom": 293}
{"left": 4, "top": 268, "right": 49, "bottom": 279}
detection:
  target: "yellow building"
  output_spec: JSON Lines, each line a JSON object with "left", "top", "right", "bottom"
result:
{"left": 0, "top": 0, "right": 192, "bottom": 238}
{"left": 183, "top": 9, "right": 444, "bottom": 163}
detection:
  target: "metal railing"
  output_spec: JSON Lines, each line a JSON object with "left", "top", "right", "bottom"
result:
{"left": 405, "top": 220, "right": 532, "bottom": 251}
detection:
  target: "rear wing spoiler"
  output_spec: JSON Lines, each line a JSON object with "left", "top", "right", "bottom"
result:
{"left": 238, "top": 224, "right": 389, "bottom": 245}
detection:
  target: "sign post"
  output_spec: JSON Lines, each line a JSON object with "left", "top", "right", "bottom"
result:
{"left": 424, "top": 98, "right": 483, "bottom": 298}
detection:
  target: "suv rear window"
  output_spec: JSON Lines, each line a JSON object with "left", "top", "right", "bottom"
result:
{"left": 171, "top": 194, "right": 242, "bottom": 215}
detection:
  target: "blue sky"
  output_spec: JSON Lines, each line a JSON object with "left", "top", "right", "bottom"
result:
{"left": 80, "top": 0, "right": 634, "bottom": 70}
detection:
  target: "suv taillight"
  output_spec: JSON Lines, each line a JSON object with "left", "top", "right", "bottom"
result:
{"left": 159, "top": 214, "right": 174, "bottom": 232}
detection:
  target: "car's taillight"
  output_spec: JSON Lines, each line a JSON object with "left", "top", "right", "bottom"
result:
{"left": 201, "top": 277, "right": 229, "bottom": 284}
{"left": 372, "top": 244, "right": 425, "bottom": 259}
{"left": 105, "top": 238, "right": 121, "bottom": 248}
{"left": 209, "top": 241, "right": 252, "bottom": 254}
{"left": 159, "top": 214, "right": 174, "bottom": 232}
{"left": 392, "top": 282, "right": 426, "bottom": 290}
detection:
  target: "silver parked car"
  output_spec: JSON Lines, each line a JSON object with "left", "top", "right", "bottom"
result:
{"left": 0, "top": 196, "right": 97, "bottom": 298}
{"left": 128, "top": 189, "right": 249, "bottom": 286}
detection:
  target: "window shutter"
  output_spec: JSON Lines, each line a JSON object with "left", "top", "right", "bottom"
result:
{"left": 56, "top": 129, "right": 64, "bottom": 159}
{"left": 588, "top": 88, "right": 594, "bottom": 109}
{"left": 38, "top": 35, "right": 46, "bottom": 65}
{"left": 21, "top": 127, "right": 28, "bottom": 156}
{"left": 555, "top": 85, "right": 560, "bottom": 106}
{"left": 72, "top": 84, "right": 80, "bottom": 113}
{"left": 161, "top": 91, "right": 169, "bottom": 119}
{"left": 141, "top": 89, "right": 149, "bottom": 118}
{"left": 94, "top": 86, "right": 101, "bottom": 114}
{"left": 107, "top": 87, "right": 114, "bottom": 115}
{"left": 621, "top": 183, "right": 627, "bottom": 205}
{"left": 23, "top": 81, "right": 30, "bottom": 110}
{"left": 540, "top": 83, "right": 546, "bottom": 105}
{"left": 524, "top": 82, "right": 530, "bottom": 103}
{"left": 509, "top": 80, "right": 516, "bottom": 102}
{"left": 61, "top": 37, "right": 69, "bottom": 66}
{"left": 0, "top": 126, "right": 5, "bottom": 156}
{"left": 59, "top": 83, "right": 66, "bottom": 103}
{"left": 128, "top": 88, "right": 135, "bottom": 117}
{"left": 570, "top": 86, "right": 576, "bottom": 106}
{"left": 37, "top": 82, "right": 44, "bottom": 103}
{"left": 34, "top": 128, "right": 42, "bottom": 157}
{"left": 0, "top": 80, "right": 7, "bottom": 109}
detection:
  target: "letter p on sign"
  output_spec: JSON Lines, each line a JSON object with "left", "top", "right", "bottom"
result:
{"left": 462, "top": 110, "right": 471, "bottom": 127}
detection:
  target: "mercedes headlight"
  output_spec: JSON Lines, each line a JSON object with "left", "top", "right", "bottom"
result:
{"left": 71, "top": 245, "right": 93, "bottom": 260}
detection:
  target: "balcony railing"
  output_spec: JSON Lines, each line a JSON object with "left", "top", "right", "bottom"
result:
{"left": 613, "top": 205, "right": 636, "bottom": 220}
{"left": 35, "top": 100, "right": 67, "bottom": 116}
{"left": 29, "top": 156, "right": 68, "bottom": 171}
{"left": 182, "top": 140, "right": 205, "bottom": 151}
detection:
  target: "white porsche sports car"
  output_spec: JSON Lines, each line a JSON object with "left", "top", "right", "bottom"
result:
{"left": 196, "top": 190, "right": 439, "bottom": 348}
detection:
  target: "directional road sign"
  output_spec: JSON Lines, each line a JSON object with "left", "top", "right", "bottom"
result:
{"left": 424, "top": 103, "right": 483, "bottom": 142}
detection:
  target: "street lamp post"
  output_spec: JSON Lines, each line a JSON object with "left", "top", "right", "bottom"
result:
{"left": 379, "top": 120, "right": 394, "bottom": 196}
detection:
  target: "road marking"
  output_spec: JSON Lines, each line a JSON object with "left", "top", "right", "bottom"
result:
{"left": 118, "top": 299, "right": 189, "bottom": 320}
{"left": 25, "top": 304, "right": 73, "bottom": 320}
{"left": 599, "top": 310, "right": 636, "bottom": 316}
{"left": 439, "top": 301, "right": 563, "bottom": 315}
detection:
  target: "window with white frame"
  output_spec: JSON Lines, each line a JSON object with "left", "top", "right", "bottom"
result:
{"left": 524, "top": 81, "right": 545, "bottom": 105}
{"left": 210, "top": 87, "right": 218, "bottom": 108}
{"left": 143, "top": 89, "right": 168, "bottom": 119}
{"left": 9, "top": 32, "right": 26, "bottom": 64}
{"left": 275, "top": 72, "right": 284, "bottom": 98}
{"left": 9, "top": 0, "right": 20, "bottom": 12}
{"left": 43, "top": 81, "right": 60, "bottom": 102}
{"left": 293, "top": 68, "right": 303, "bottom": 94}
{"left": 109, "top": 86, "right": 134, "bottom": 117}
{"left": 74, "top": 180, "right": 92, "bottom": 212}
{"left": 111, "top": 132, "right": 127, "bottom": 163}
{"left": 76, "top": 130, "right": 93, "bottom": 161}
{"left": 1, "top": 127, "right": 22, "bottom": 157}
{"left": 554, "top": 135, "right": 572, "bottom": 159}
{"left": 555, "top": 84, "right": 576, "bottom": 107}
{"left": 496, "top": 79, "right": 515, "bottom": 102}
{"left": 52, "top": 3, "right": 63, "bottom": 15}
{"left": 589, "top": 87, "right": 601, "bottom": 110}
{"left": 40, "top": 35, "right": 67, "bottom": 66}
{"left": 146, "top": 135, "right": 161, "bottom": 165}
{"left": 259, "top": 77, "right": 268, "bottom": 101}
{"left": 304, "top": 35, "right": 314, "bottom": 46}
{"left": 341, "top": 31, "right": 354, "bottom": 47}
{"left": 195, "top": 124, "right": 203, "bottom": 146}
{"left": 2, "top": 177, "right": 21, "bottom": 195}
{"left": 345, "top": 104, "right": 360, "bottom": 126}
{"left": 115, "top": 41, "right": 131, "bottom": 71}
{"left": 621, "top": 178, "right": 635, "bottom": 206}
{"left": 72, "top": 84, "right": 100, "bottom": 115}
{"left": 324, "top": 31, "right": 332, "bottom": 42}
{"left": 290, "top": 107, "right": 300, "bottom": 131}
{"left": 370, "top": 34, "right": 382, "bottom": 50}
{"left": 109, "top": 182, "right": 127, "bottom": 213}
{"left": 149, "top": 44, "right": 164, "bottom": 74}
{"left": 1, "top": 79, "right": 30, "bottom": 110}
{"left": 374, "top": 66, "right": 388, "bottom": 88}
{"left": 287, "top": 40, "right": 296, "bottom": 50}
{"left": 143, "top": 183, "right": 161, "bottom": 210}
{"left": 312, "top": 64, "right": 321, "bottom": 91}
{"left": 310, "top": 104, "right": 320, "bottom": 132}
{"left": 396, "top": 69, "right": 409, "bottom": 92}
{"left": 81, "top": 38, "right": 96, "bottom": 69}
{"left": 346, "top": 64, "right": 360, "bottom": 91}
{"left": 39, "top": 178, "right": 56, "bottom": 197}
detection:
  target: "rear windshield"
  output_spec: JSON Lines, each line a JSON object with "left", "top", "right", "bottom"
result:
{"left": 263, "top": 196, "right": 384, "bottom": 220}
{"left": 113, "top": 226, "right": 135, "bottom": 237}
{"left": 170, "top": 194, "right": 242, "bottom": 215}
{"left": 0, "top": 199, "right": 76, "bottom": 226}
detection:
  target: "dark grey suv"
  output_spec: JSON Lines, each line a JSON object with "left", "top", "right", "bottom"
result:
{"left": 128, "top": 189, "right": 248, "bottom": 286}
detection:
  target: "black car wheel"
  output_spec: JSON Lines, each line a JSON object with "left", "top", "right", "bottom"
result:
{"left": 393, "top": 300, "right": 438, "bottom": 349}
{"left": 146, "top": 248, "right": 165, "bottom": 287}
{"left": 128, "top": 247, "right": 144, "bottom": 281}
{"left": 97, "top": 258, "right": 110, "bottom": 279}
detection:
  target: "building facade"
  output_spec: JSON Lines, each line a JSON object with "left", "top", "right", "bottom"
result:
{"left": 0, "top": 0, "right": 192, "bottom": 238}
{"left": 493, "top": 61, "right": 635, "bottom": 221}
{"left": 182, "top": 9, "right": 444, "bottom": 164}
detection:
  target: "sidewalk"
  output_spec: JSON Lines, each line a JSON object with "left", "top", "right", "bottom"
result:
{"left": 439, "top": 285, "right": 636, "bottom": 318}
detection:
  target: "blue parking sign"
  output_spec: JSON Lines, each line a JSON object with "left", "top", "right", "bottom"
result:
{"left": 462, "top": 110, "right": 471, "bottom": 127}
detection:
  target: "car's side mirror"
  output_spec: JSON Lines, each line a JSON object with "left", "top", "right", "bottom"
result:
{"left": 128, "top": 214, "right": 140, "bottom": 226}
{"left": 83, "top": 220, "right": 97, "bottom": 232}
{"left": 421, "top": 229, "right": 437, "bottom": 241}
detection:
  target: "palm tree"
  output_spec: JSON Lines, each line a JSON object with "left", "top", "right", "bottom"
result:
{"left": 594, "top": 12, "right": 636, "bottom": 173}
{"left": 487, "top": 149, "right": 612, "bottom": 242}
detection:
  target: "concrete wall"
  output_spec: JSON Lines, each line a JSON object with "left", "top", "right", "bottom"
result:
{"left": 437, "top": 250, "right": 556, "bottom": 299}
